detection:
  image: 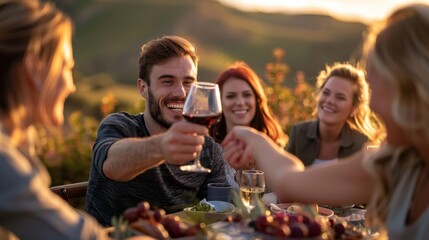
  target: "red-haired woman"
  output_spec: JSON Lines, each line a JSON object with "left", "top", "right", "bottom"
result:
{"left": 210, "top": 61, "right": 287, "bottom": 200}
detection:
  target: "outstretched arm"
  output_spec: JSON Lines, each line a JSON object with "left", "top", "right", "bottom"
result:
{"left": 222, "top": 126, "right": 374, "bottom": 206}
{"left": 103, "top": 121, "right": 207, "bottom": 181}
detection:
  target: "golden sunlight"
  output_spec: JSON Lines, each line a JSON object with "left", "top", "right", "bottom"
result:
{"left": 217, "top": 0, "right": 429, "bottom": 23}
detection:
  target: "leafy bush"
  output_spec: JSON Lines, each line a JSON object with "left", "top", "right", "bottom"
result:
{"left": 38, "top": 112, "right": 99, "bottom": 186}
{"left": 264, "top": 48, "right": 316, "bottom": 134}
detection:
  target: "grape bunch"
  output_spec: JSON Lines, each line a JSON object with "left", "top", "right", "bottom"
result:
{"left": 122, "top": 201, "right": 204, "bottom": 239}
{"left": 249, "top": 211, "right": 363, "bottom": 239}
{"left": 326, "top": 218, "right": 365, "bottom": 240}
{"left": 249, "top": 212, "right": 325, "bottom": 238}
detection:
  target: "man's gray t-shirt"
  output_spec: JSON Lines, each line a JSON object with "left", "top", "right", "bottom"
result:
{"left": 86, "top": 112, "right": 227, "bottom": 226}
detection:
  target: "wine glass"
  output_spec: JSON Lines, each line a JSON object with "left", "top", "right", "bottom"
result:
{"left": 239, "top": 170, "right": 265, "bottom": 212}
{"left": 180, "top": 82, "right": 222, "bottom": 173}
{"left": 366, "top": 144, "right": 380, "bottom": 152}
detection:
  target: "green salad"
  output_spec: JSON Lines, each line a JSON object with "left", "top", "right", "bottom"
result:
{"left": 189, "top": 202, "right": 216, "bottom": 212}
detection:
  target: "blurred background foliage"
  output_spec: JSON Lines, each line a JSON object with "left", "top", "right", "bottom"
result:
{"left": 39, "top": 0, "right": 366, "bottom": 186}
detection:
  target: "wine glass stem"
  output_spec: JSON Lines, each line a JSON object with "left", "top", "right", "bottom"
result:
{"left": 180, "top": 139, "right": 211, "bottom": 173}
{"left": 193, "top": 136, "right": 206, "bottom": 167}
{"left": 194, "top": 150, "right": 202, "bottom": 167}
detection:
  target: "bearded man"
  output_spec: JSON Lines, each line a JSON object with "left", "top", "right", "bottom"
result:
{"left": 86, "top": 36, "right": 227, "bottom": 226}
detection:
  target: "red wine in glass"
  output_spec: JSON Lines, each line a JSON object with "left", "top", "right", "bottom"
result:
{"left": 182, "top": 113, "right": 221, "bottom": 128}
{"left": 180, "top": 82, "right": 222, "bottom": 173}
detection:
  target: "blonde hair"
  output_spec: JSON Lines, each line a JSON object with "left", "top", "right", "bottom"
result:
{"left": 315, "top": 62, "right": 386, "bottom": 144}
{"left": 361, "top": 4, "right": 429, "bottom": 230}
{"left": 0, "top": 0, "right": 72, "bottom": 142}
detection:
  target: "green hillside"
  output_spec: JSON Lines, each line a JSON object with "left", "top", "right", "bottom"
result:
{"left": 52, "top": 0, "right": 367, "bottom": 113}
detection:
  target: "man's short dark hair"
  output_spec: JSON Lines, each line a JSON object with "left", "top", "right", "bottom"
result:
{"left": 138, "top": 35, "right": 199, "bottom": 85}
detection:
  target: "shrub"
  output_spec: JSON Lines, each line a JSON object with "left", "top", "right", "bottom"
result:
{"left": 264, "top": 48, "right": 316, "bottom": 134}
{"left": 38, "top": 111, "right": 99, "bottom": 186}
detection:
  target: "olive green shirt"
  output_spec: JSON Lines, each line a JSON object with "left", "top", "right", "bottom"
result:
{"left": 285, "top": 120, "right": 368, "bottom": 166}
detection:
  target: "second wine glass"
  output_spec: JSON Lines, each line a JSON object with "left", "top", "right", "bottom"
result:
{"left": 180, "top": 82, "right": 222, "bottom": 173}
{"left": 239, "top": 170, "right": 265, "bottom": 212}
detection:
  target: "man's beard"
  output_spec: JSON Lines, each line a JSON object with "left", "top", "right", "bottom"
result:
{"left": 147, "top": 87, "right": 182, "bottom": 129}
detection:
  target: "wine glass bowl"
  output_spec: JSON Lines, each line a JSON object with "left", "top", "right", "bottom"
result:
{"left": 239, "top": 170, "right": 265, "bottom": 212}
{"left": 180, "top": 82, "right": 222, "bottom": 173}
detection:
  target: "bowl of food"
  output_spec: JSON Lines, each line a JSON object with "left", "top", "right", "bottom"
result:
{"left": 270, "top": 202, "right": 334, "bottom": 219}
{"left": 322, "top": 204, "right": 355, "bottom": 217}
{"left": 183, "top": 201, "right": 235, "bottom": 224}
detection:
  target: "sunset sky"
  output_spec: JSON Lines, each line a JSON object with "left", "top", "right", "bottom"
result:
{"left": 217, "top": 0, "right": 429, "bottom": 23}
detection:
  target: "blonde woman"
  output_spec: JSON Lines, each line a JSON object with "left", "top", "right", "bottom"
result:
{"left": 286, "top": 62, "right": 385, "bottom": 166}
{"left": 222, "top": 4, "right": 429, "bottom": 239}
{"left": 0, "top": 0, "right": 107, "bottom": 239}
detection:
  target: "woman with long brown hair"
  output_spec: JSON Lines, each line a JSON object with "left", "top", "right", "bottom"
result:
{"left": 211, "top": 61, "right": 287, "bottom": 196}
{"left": 211, "top": 61, "right": 287, "bottom": 146}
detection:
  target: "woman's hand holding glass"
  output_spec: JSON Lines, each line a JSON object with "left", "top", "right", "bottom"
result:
{"left": 222, "top": 126, "right": 266, "bottom": 169}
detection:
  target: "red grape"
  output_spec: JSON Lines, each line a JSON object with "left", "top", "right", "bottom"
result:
{"left": 137, "top": 201, "right": 151, "bottom": 219}
{"left": 307, "top": 221, "right": 322, "bottom": 237}
{"left": 123, "top": 207, "right": 139, "bottom": 223}
{"left": 153, "top": 209, "right": 166, "bottom": 222}
{"left": 289, "top": 222, "right": 309, "bottom": 238}
{"left": 334, "top": 222, "right": 346, "bottom": 237}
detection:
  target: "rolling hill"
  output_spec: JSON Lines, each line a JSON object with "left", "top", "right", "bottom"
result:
{"left": 51, "top": 0, "right": 368, "bottom": 114}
